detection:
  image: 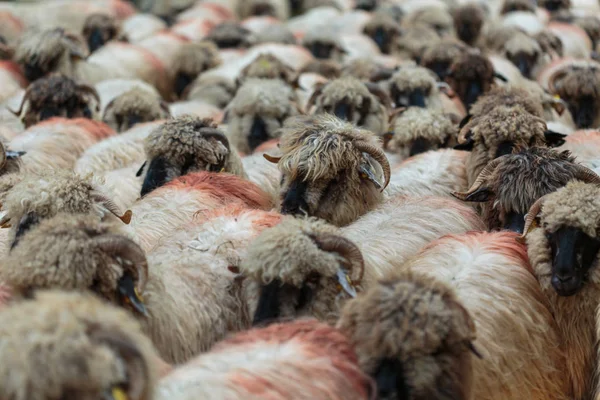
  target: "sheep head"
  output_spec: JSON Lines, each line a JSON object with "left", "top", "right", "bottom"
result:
{"left": 237, "top": 0, "right": 288, "bottom": 19}
{"left": 299, "top": 59, "right": 342, "bottom": 80}
{"left": 302, "top": 30, "right": 346, "bottom": 62}
{"left": 0, "top": 171, "right": 131, "bottom": 248}
{"left": 103, "top": 87, "right": 171, "bottom": 133}
{"left": 337, "top": 271, "right": 477, "bottom": 400}
{"left": 0, "top": 291, "right": 156, "bottom": 400}
{"left": 539, "top": 0, "right": 571, "bottom": 12}
{"left": 240, "top": 217, "right": 364, "bottom": 325}
{"left": 500, "top": 0, "right": 537, "bottom": 14}
{"left": 386, "top": 66, "right": 442, "bottom": 110}
{"left": 534, "top": 30, "right": 564, "bottom": 60}
{"left": 519, "top": 180, "right": 600, "bottom": 297}
{"left": 341, "top": 58, "right": 396, "bottom": 82}
{"left": 307, "top": 76, "right": 391, "bottom": 135}
{"left": 0, "top": 139, "right": 25, "bottom": 177}
{"left": 172, "top": 41, "right": 221, "bottom": 99}
{"left": 82, "top": 13, "right": 121, "bottom": 53}
{"left": 420, "top": 38, "right": 468, "bottom": 81}
{"left": 226, "top": 78, "right": 301, "bottom": 154}
{"left": 187, "top": 75, "right": 235, "bottom": 108}
{"left": 140, "top": 116, "right": 241, "bottom": 196}
{"left": 267, "top": 114, "right": 390, "bottom": 226}
{"left": 469, "top": 85, "right": 545, "bottom": 119}
{"left": 11, "top": 73, "right": 100, "bottom": 128}
{"left": 548, "top": 62, "right": 600, "bottom": 129}
{"left": 452, "top": 3, "right": 484, "bottom": 46}
{"left": 452, "top": 147, "right": 595, "bottom": 233}
{"left": 362, "top": 14, "right": 402, "bottom": 54}
{"left": 386, "top": 108, "right": 457, "bottom": 158}
{"left": 446, "top": 52, "right": 497, "bottom": 111}
{"left": 15, "top": 28, "right": 88, "bottom": 82}
{"left": 205, "top": 22, "right": 256, "bottom": 49}
{"left": 406, "top": 6, "right": 455, "bottom": 38}
{"left": 2, "top": 214, "right": 149, "bottom": 316}
{"left": 503, "top": 32, "right": 542, "bottom": 79}
{"left": 392, "top": 24, "right": 440, "bottom": 62}
{"left": 237, "top": 54, "right": 297, "bottom": 88}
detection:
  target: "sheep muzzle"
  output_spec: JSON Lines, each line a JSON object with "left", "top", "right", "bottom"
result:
{"left": 248, "top": 116, "right": 270, "bottom": 152}
{"left": 503, "top": 212, "right": 526, "bottom": 234}
{"left": 281, "top": 179, "right": 310, "bottom": 216}
{"left": 373, "top": 357, "right": 410, "bottom": 400}
{"left": 571, "top": 98, "right": 597, "bottom": 129}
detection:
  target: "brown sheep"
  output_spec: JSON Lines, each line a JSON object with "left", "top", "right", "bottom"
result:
{"left": 226, "top": 78, "right": 301, "bottom": 154}
{"left": 337, "top": 270, "right": 478, "bottom": 400}
{"left": 0, "top": 290, "right": 158, "bottom": 400}
{"left": 547, "top": 62, "right": 600, "bottom": 129}
{"left": 204, "top": 22, "right": 257, "bottom": 49}
{"left": 362, "top": 14, "right": 402, "bottom": 55}
{"left": 240, "top": 216, "right": 364, "bottom": 326}
{"left": 452, "top": 147, "right": 597, "bottom": 233}
{"left": 264, "top": 114, "right": 390, "bottom": 226}
{"left": 452, "top": 3, "right": 485, "bottom": 46}
{"left": 420, "top": 37, "right": 469, "bottom": 81}
{"left": 102, "top": 87, "right": 171, "bottom": 133}
{"left": 172, "top": 41, "right": 221, "bottom": 99}
{"left": 385, "top": 107, "right": 457, "bottom": 159}
{"left": 11, "top": 73, "right": 100, "bottom": 128}
{"left": 307, "top": 76, "right": 392, "bottom": 135}
{"left": 446, "top": 51, "right": 499, "bottom": 112}
{"left": 82, "top": 13, "right": 121, "bottom": 53}
{"left": 139, "top": 116, "right": 244, "bottom": 197}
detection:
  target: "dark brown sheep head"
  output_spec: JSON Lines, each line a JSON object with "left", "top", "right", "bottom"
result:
{"left": 2, "top": 213, "right": 149, "bottom": 317}
{"left": 265, "top": 114, "right": 390, "bottom": 227}
{"left": 241, "top": 217, "right": 364, "bottom": 325}
{"left": 548, "top": 63, "right": 600, "bottom": 129}
{"left": 338, "top": 271, "right": 478, "bottom": 400}
{"left": 103, "top": 87, "right": 171, "bottom": 133}
{"left": 11, "top": 73, "right": 100, "bottom": 128}
{"left": 420, "top": 38, "right": 469, "bottom": 81}
{"left": 204, "top": 22, "right": 256, "bottom": 49}
{"left": 139, "top": 116, "right": 237, "bottom": 196}
{"left": 453, "top": 147, "right": 596, "bottom": 233}
{"left": 363, "top": 14, "right": 402, "bottom": 54}
{"left": 539, "top": 0, "right": 571, "bottom": 12}
{"left": 238, "top": 0, "right": 280, "bottom": 19}
{"left": 15, "top": 27, "right": 89, "bottom": 83}
{"left": 501, "top": 0, "right": 537, "bottom": 14}
{"left": 172, "top": 41, "right": 221, "bottom": 99}
{"left": 82, "top": 13, "right": 121, "bottom": 53}
{"left": 453, "top": 4, "right": 485, "bottom": 46}
{"left": 446, "top": 52, "right": 497, "bottom": 111}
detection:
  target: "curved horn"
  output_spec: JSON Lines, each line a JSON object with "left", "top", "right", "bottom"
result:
{"left": 263, "top": 153, "right": 281, "bottom": 163}
{"left": 353, "top": 141, "right": 391, "bottom": 191}
{"left": 8, "top": 86, "right": 34, "bottom": 118}
{"left": 90, "top": 190, "right": 132, "bottom": 224}
{"left": 547, "top": 67, "right": 570, "bottom": 95}
{"left": 93, "top": 235, "right": 148, "bottom": 292}
{"left": 572, "top": 164, "right": 600, "bottom": 184}
{"left": 309, "top": 233, "right": 364, "bottom": 282}
{"left": 306, "top": 82, "right": 326, "bottom": 112}
{"left": 0, "top": 141, "right": 6, "bottom": 170}
{"left": 457, "top": 119, "right": 475, "bottom": 144}
{"left": 202, "top": 129, "right": 230, "bottom": 151}
{"left": 452, "top": 156, "right": 505, "bottom": 201}
{"left": 517, "top": 194, "right": 550, "bottom": 243}
{"left": 77, "top": 84, "right": 101, "bottom": 111}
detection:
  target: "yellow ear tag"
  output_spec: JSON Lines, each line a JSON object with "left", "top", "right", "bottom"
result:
{"left": 112, "top": 387, "right": 128, "bottom": 400}
{"left": 134, "top": 287, "right": 144, "bottom": 303}
{"left": 219, "top": 167, "right": 225, "bottom": 173}
{"left": 553, "top": 94, "right": 561, "bottom": 100}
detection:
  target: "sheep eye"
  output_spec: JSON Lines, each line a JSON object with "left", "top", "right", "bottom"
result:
{"left": 306, "top": 272, "right": 320, "bottom": 284}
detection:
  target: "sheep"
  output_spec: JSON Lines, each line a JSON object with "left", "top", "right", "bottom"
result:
{"left": 500, "top": 0, "right": 537, "bottom": 14}
{"left": 468, "top": 85, "right": 545, "bottom": 119}
{"left": 547, "top": 62, "right": 600, "bottom": 129}
{"left": 385, "top": 107, "right": 458, "bottom": 160}
{"left": 340, "top": 58, "right": 397, "bottom": 82}
{"left": 171, "top": 41, "right": 221, "bottom": 99}
{"left": 420, "top": 37, "right": 469, "bottom": 81}
{"left": 302, "top": 29, "right": 346, "bottom": 62}
{"left": 10, "top": 73, "right": 101, "bottom": 128}
{"left": 306, "top": 76, "right": 391, "bottom": 135}
{"left": 385, "top": 65, "right": 444, "bottom": 110}
{"left": 534, "top": 29, "right": 565, "bottom": 60}
{"left": 299, "top": 59, "right": 342, "bottom": 80}
{"left": 519, "top": 180, "right": 600, "bottom": 399}
{"left": 15, "top": 27, "right": 171, "bottom": 99}
{"left": 452, "top": 147, "right": 597, "bottom": 232}
{"left": 236, "top": 53, "right": 297, "bottom": 88}
{"left": 337, "top": 270, "right": 478, "bottom": 400}
{"left": 362, "top": 13, "right": 402, "bottom": 55}
{"left": 558, "top": 129, "right": 600, "bottom": 173}
{"left": 0, "top": 137, "right": 23, "bottom": 177}
{"left": 237, "top": 0, "right": 290, "bottom": 20}
{"left": 102, "top": 87, "right": 171, "bottom": 133}
{"left": 204, "top": 22, "right": 257, "bottom": 49}
{"left": 540, "top": 0, "right": 571, "bottom": 12}
{"left": 405, "top": 6, "right": 455, "bottom": 38}
{"left": 264, "top": 114, "right": 390, "bottom": 226}
{"left": 139, "top": 116, "right": 245, "bottom": 197}
{"left": 239, "top": 216, "right": 363, "bottom": 326}
{"left": 446, "top": 51, "right": 498, "bottom": 111}
{"left": 399, "top": 231, "right": 569, "bottom": 400}
{"left": 0, "top": 290, "right": 158, "bottom": 400}
{"left": 155, "top": 319, "right": 372, "bottom": 400}
{"left": 226, "top": 78, "right": 301, "bottom": 155}
{"left": 82, "top": 13, "right": 122, "bottom": 53}
{"left": 452, "top": 3, "right": 485, "bottom": 46}
{"left": 500, "top": 30, "right": 545, "bottom": 79}
{"left": 242, "top": 151, "right": 282, "bottom": 208}
{"left": 0, "top": 171, "right": 132, "bottom": 249}
{"left": 185, "top": 75, "right": 236, "bottom": 108}
{"left": 392, "top": 23, "right": 440, "bottom": 62}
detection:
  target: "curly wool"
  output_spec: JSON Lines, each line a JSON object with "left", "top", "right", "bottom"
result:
{"left": 421, "top": 38, "right": 469, "bottom": 72}
{"left": 104, "top": 87, "right": 168, "bottom": 132}
{"left": 302, "top": 29, "right": 345, "bottom": 62}
{"left": 388, "top": 66, "right": 442, "bottom": 110}
{"left": 470, "top": 85, "right": 544, "bottom": 118}
{"left": 145, "top": 115, "right": 245, "bottom": 178}
{"left": 338, "top": 270, "right": 475, "bottom": 399}
{"left": 0, "top": 290, "right": 157, "bottom": 400}
{"left": 387, "top": 108, "right": 457, "bottom": 153}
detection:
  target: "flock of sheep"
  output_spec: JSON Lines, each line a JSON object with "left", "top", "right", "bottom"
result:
{"left": 1, "top": 0, "right": 600, "bottom": 398}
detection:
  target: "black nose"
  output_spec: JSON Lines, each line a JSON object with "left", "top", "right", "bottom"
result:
{"left": 87, "top": 28, "right": 105, "bottom": 53}
{"left": 551, "top": 274, "right": 581, "bottom": 297}
{"left": 174, "top": 72, "right": 193, "bottom": 99}
{"left": 281, "top": 179, "right": 309, "bottom": 216}
{"left": 248, "top": 116, "right": 270, "bottom": 152}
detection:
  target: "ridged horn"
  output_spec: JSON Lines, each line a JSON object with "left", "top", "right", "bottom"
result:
{"left": 572, "top": 164, "right": 600, "bottom": 184}
{"left": 308, "top": 233, "right": 364, "bottom": 283}
{"left": 517, "top": 194, "right": 550, "bottom": 244}
{"left": 452, "top": 156, "right": 505, "bottom": 201}
{"left": 90, "top": 190, "right": 132, "bottom": 224}
{"left": 354, "top": 140, "right": 391, "bottom": 191}
{"left": 202, "top": 129, "right": 230, "bottom": 151}
{"left": 93, "top": 235, "right": 148, "bottom": 292}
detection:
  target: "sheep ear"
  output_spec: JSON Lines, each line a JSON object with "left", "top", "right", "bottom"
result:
{"left": 62, "top": 33, "right": 89, "bottom": 60}
{"left": 5, "top": 150, "right": 25, "bottom": 159}
{"left": 493, "top": 72, "right": 508, "bottom": 82}
{"left": 359, "top": 153, "right": 385, "bottom": 190}
{"left": 544, "top": 130, "right": 567, "bottom": 147}
{"left": 388, "top": 107, "right": 407, "bottom": 123}
{"left": 136, "top": 161, "right": 147, "bottom": 177}
{"left": 306, "top": 82, "right": 326, "bottom": 111}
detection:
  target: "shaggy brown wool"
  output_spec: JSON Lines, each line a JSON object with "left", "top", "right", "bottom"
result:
{"left": 103, "top": 87, "right": 170, "bottom": 133}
